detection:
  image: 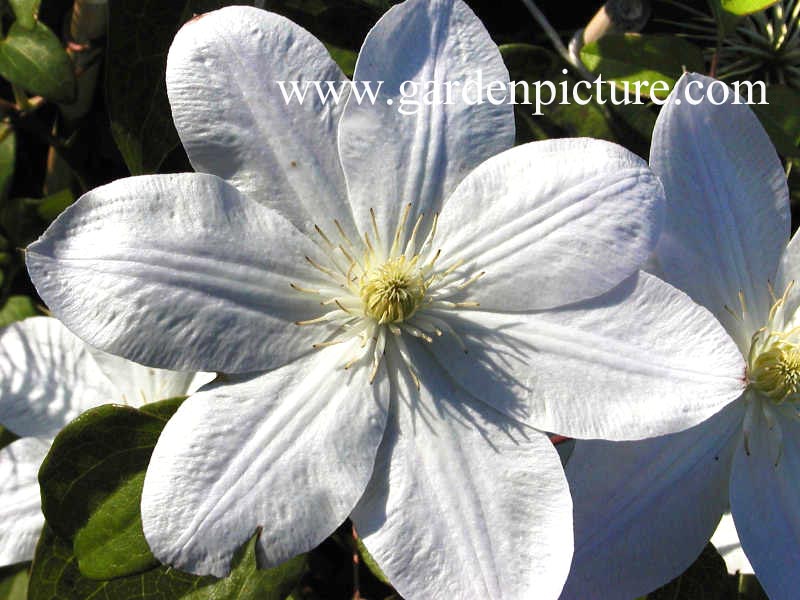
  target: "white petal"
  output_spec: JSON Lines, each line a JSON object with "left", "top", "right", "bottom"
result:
{"left": 0, "top": 437, "right": 49, "bottom": 566}
{"left": 87, "top": 347, "right": 214, "bottom": 408}
{"left": 730, "top": 406, "right": 800, "bottom": 598}
{"left": 711, "top": 513, "right": 754, "bottom": 575}
{"left": 0, "top": 317, "right": 119, "bottom": 438}
{"left": 775, "top": 229, "right": 800, "bottom": 320}
{"left": 561, "top": 402, "right": 743, "bottom": 600}
{"left": 338, "top": 0, "right": 514, "bottom": 249}
{"left": 141, "top": 346, "right": 389, "bottom": 577}
{"left": 167, "top": 6, "right": 352, "bottom": 233}
{"left": 651, "top": 73, "right": 790, "bottom": 345}
{"left": 352, "top": 340, "right": 573, "bottom": 600}
{"left": 429, "top": 272, "right": 746, "bottom": 440}
{"left": 27, "top": 173, "right": 330, "bottom": 374}
{"left": 436, "top": 139, "right": 664, "bottom": 310}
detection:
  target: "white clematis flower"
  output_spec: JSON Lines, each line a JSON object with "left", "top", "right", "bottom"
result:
{"left": 0, "top": 316, "right": 211, "bottom": 567}
{"left": 562, "top": 73, "right": 799, "bottom": 600}
{"left": 25, "top": 4, "right": 744, "bottom": 598}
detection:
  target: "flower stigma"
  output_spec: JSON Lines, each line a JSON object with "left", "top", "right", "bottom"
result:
{"left": 291, "top": 204, "right": 483, "bottom": 387}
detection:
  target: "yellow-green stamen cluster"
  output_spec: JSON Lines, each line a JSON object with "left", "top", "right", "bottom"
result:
{"left": 290, "top": 204, "right": 482, "bottom": 386}
{"left": 747, "top": 282, "right": 800, "bottom": 404}
{"left": 750, "top": 337, "right": 800, "bottom": 403}
{"left": 360, "top": 255, "right": 427, "bottom": 324}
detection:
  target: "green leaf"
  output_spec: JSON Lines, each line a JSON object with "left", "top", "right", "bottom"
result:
{"left": 324, "top": 42, "right": 357, "bottom": 78}
{"left": 501, "top": 44, "right": 616, "bottom": 143}
{"left": 0, "top": 123, "right": 16, "bottom": 201}
{"left": 29, "top": 528, "right": 305, "bottom": 600}
{"left": 0, "top": 22, "right": 76, "bottom": 102}
{"left": 610, "top": 100, "right": 657, "bottom": 142}
{"left": 0, "top": 425, "right": 20, "bottom": 450}
{"left": 35, "top": 397, "right": 309, "bottom": 593}
{"left": 355, "top": 536, "right": 389, "bottom": 586}
{"left": 708, "top": 0, "right": 744, "bottom": 36}
{"left": 72, "top": 472, "right": 156, "bottom": 579}
{"left": 790, "top": 158, "right": 800, "bottom": 208}
{"left": 138, "top": 396, "right": 189, "bottom": 420}
{"left": 719, "top": 0, "right": 778, "bottom": 16}
{"left": 29, "top": 527, "right": 212, "bottom": 600}
{"left": 0, "top": 295, "right": 37, "bottom": 327}
{"left": 36, "top": 188, "right": 74, "bottom": 222}
{"left": 9, "top": 0, "right": 40, "bottom": 29}
{"left": 106, "top": 0, "right": 256, "bottom": 174}
{"left": 580, "top": 34, "right": 705, "bottom": 100}
{"left": 0, "top": 563, "right": 29, "bottom": 600}
{"left": 500, "top": 43, "right": 658, "bottom": 156}
{"left": 0, "top": 196, "right": 43, "bottom": 246}
{"left": 752, "top": 85, "right": 800, "bottom": 158}
{"left": 38, "top": 399, "right": 186, "bottom": 579}
{"left": 183, "top": 534, "right": 307, "bottom": 600}
{"left": 0, "top": 232, "right": 8, "bottom": 268}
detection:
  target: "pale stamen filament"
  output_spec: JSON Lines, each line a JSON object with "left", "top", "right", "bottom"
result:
{"left": 458, "top": 271, "right": 486, "bottom": 290}
{"left": 289, "top": 282, "right": 321, "bottom": 295}
{"left": 441, "top": 258, "right": 465, "bottom": 278}
{"left": 295, "top": 310, "right": 345, "bottom": 326}
{"left": 334, "top": 299, "right": 355, "bottom": 315}
{"left": 419, "top": 213, "right": 439, "bottom": 255}
{"left": 364, "top": 231, "right": 375, "bottom": 255}
{"left": 314, "top": 224, "right": 336, "bottom": 250}
{"left": 743, "top": 395, "right": 757, "bottom": 456}
{"left": 423, "top": 248, "right": 442, "bottom": 272}
{"left": 320, "top": 296, "right": 346, "bottom": 306}
{"left": 724, "top": 303, "right": 742, "bottom": 321}
{"left": 389, "top": 204, "right": 412, "bottom": 258}
{"left": 312, "top": 338, "right": 349, "bottom": 349}
{"left": 392, "top": 334, "right": 421, "bottom": 390}
{"left": 338, "top": 245, "right": 362, "bottom": 272}
{"left": 313, "top": 225, "right": 351, "bottom": 276}
{"left": 305, "top": 255, "right": 339, "bottom": 280}
{"left": 369, "top": 208, "right": 382, "bottom": 249}
{"left": 739, "top": 289, "right": 748, "bottom": 319}
{"left": 400, "top": 324, "right": 434, "bottom": 343}
{"left": 411, "top": 316, "right": 444, "bottom": 337}
{"left": 334, "top": 219, "right": 352, "bottom": 246}
{"left": 369, "top": 328, "right": 387, "bottom": 383}
{"left": 428, "top": 300, "right": 480, "bottom": 310}
{"left": 346, "top": 262, "right": 358, "bottom": 286}
{"left": 768, "top": 279, "right": 777, "bottom": 303}
{"left": 419, "top": 312, "right": 468, "bottom": 352}
{"left": 763, "top": 404, "right": 784, "bottom": 466}
{"left": 404, "top": 213, "right": 425, "bottom": 258}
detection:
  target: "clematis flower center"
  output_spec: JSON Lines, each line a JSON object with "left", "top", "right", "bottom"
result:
{"left": 749, "top": 339, "right": 800, "bottom": 403}
{"left": 291, "top": 204, "right": 482, "bottom": 386}
{"left": 735, "top": 282, "right": 800, "bottom": 465}
{"left": 360, "top": 256, "right": 427, "bottom": 324}
{"left": 746, "top": 282, "right": 800, "bottom": 404}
